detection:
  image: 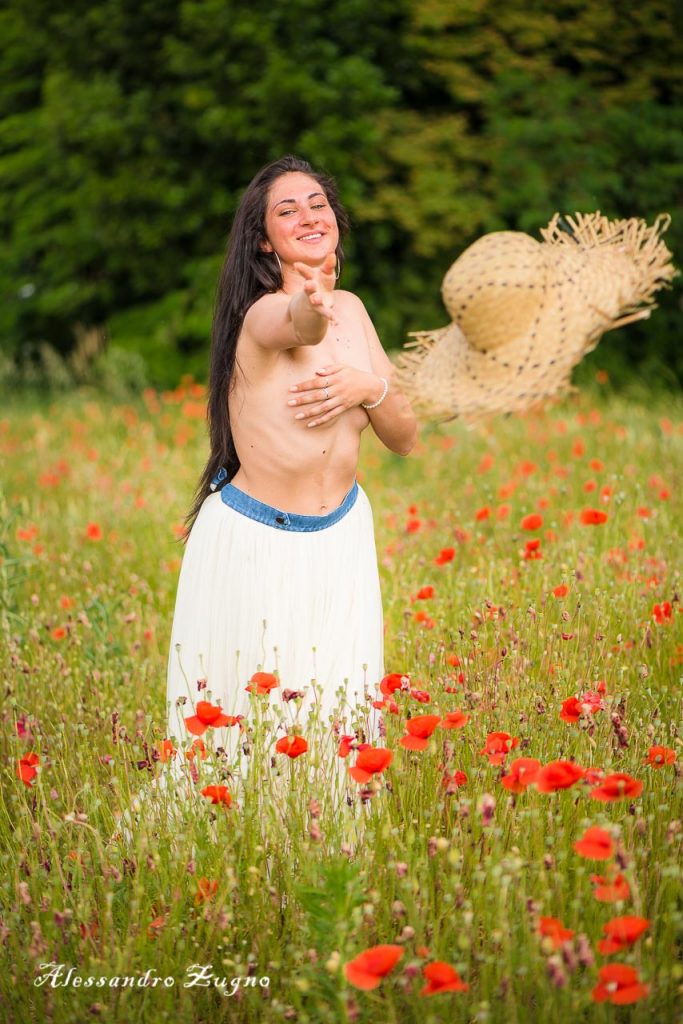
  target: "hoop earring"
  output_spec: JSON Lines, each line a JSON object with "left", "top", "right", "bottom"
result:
{"left": 335, "top": 263, "right": 341, "bottom": 281}
{"left": 273, "top": 251, "right": 283, "bottom": 277}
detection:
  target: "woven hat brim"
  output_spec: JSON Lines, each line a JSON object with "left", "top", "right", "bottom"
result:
{"left": 393, "top": 212, "right": 678, "bottom": 423}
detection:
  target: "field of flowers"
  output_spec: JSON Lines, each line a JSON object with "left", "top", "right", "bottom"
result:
{"left": 1, "top": 377, "right": 682, "bottom": 1024}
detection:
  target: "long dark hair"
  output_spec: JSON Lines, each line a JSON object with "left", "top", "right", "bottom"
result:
{"left": 180, "top": 155, "right": 350, "bottom": 542}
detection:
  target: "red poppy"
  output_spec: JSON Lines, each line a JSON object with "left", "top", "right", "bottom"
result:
{"left": 399, "top": 715, "right": 442, "bottom": 751}
{"left": 348, "top": 746, "right": 393, "bottom": 784}
{"left": 86, "top": 522, "right": 103, "bottom": 540}
{"left": 406, "top": 518, "right": 421, "bottom": 534}
{"left": 538, "top": 916, "right": 574, "bottom": 948}
{"left": 409, "top": 687, "right": 432, "bottom": 703}
{"left": 380, "top": 673, "right": 408, "bottom": 696}
{"left": 590, "top": 773, "right": 643, "bottom": 802}
{"left": 195, "top": 877, "right": 219, "bottom": 906}
{"left": 439, "top": 711, "right": 470, "bottom": 729}
{"left": 275, "top": 735, "right": 308, "bottom": 759}
{"left": 338, "top": 735, "right": 357, "bottom": 758}
{"left": 597, "top": 916, "right": 650, "bottom": 956}
{"left": 411, "top": 585, "right": 435, "bottom": 602}
{"left": 156, "top": 739, "right": 177, "bottom": 763}
{"left": 535, "top": 760, "right": 585, "bottom": 793}
{"left": 590, "top": 873, "right": 631, "bottom": 903}
{"left": 344, "top": 945, "right": 404, "bottom": 989}
{"left": 16, "top": 752, "right": 40, "bottom": 786}
{"left": 579, "top": 508, "right": 608, "bottom": 525}
{"left": 185, "top": 738, "right": 208, "bottom": 761}
{"left": 372, "top": 695, "right": 400, "bottom": 715}
{"left": 559, "top": 697, "right": 583, "bottom": 723}
{"left": 652, "top": 601, "right": 673, "bottom": 624}
{"left": 521, "top": 513, "right": 543, "bottom": 531}
{"left": 184, "top": 700, "right": 234, "bottom": 736}
{"left": 435, "top": 547, "right": 455, "bottom": 565}
{"left": 643, "top": 745, "right": 676, "bottom": 768}
{"left": 591, "top": 964, "right": 649, "bottom": 1004}
{"left": 475, "top": 506, "right": 491, "bottom": 521}
{"left": 574, "top": 825, "right": 613, "bottom": 860}
{"left": 552, "top": 584, "right": 569, "bottom": 598}
{"left": 200, "top": 785, "right": 232, "bottom": 806}
{"left": 479, "top": 732, "right": 519, "bottom": 765}
{"left": 442, "top": 770, "right": 468, "bottom": 793}
{"left": 420, "top": 961, "right": 469, "bottom": 996}
{"left": 245, "top": 671, "right": 279, "bottom": 695}
{"left": 500, "top": 757, "right": 540, "bottom": 793}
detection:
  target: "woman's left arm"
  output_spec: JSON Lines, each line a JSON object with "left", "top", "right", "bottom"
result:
{"left": 286, "top": 295, "right": 418, "bottom": 456}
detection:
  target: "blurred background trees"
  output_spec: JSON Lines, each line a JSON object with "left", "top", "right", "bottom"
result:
{"left": 1, "top": 0, "right": 681, "bottom": 391}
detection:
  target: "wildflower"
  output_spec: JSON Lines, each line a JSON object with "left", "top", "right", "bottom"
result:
{"left": 644, "top": 745, "right": 676, "bottom": 768}
{"left": 591, "top": 964, "right": 649, "bottom": 1004}
{"left": 652, "top": 601, "right": 673, "bottom": 624}
{"left": 184, "top": 700, "right": 235, "bottom": 736}
{"left": 574, "top": 826, "right": 614, "bottom": 860}
{"left": 344, "top": 945, "right": 404, "bottom": 990}
{"left": 501, "top": 757, "right": 541, "bottom": 793}
{"left": 479, "top": 731, "right": 519, "bottom": 765}
{"left": 579, "top": 508, "right": 608, "bottom": 525}
{"left": 539, "top": 917, "right": 574, "bottom": 949}
{"left": 338, "top": 735, "right": 357, "bottom": 758}
{"left": 442, "top": 770, "right": 468, "bottom": 793}
{"left": 86, "top": 522, "right": 103, "bottom": 540}
{"left": 523, "top": 538, "right": 542, "bottom": 560}
{"left": 590, "top": 873, "right": 630, "bottom": 903}
{"left": 348, "top": 747, "right": 393, "bottom": 784}
{"left": 439, "top": 711, "right": 470, "bottom": 729}
{"left": 399, "top": 714, "right": 442, "bottom": 751}
{"left": 521, "top": 513, "right": 543, "bottom": 531}
{"left": 590, "top": 773, "right": 643, "bottom": 802}
{"left": 16, "top": 752, "right": 40, "bottom": 786}
{"left": 434, "top": 547, "right": 455, "bottom": 565}
{"left": 185, "top": 738, "right": 208, "bottom": 761}
{"left": 560, "top": 693, "right": 603, "bottom": 724}
{"left": 420, "top": 961, "right": 469, "bottom": 996}
{"left": 552, "top": 584, "right": 569, "bottom": 598}
{"left": 535, "top": 760, "right": 585, "bottom": 793}
{"left": 411, "top": 586, "right": 435, "bottom": 602}
{"left": 275, "top": 735, "right": 308, "bottom": 759}
{"left": 597, "top": 916, "right": 650, "bottom": 956}
{"left": 475, "top": 506, "right": 490, "bottom": 521}
{"left": 380, "top": 673, "right": 409, "bottom": 696}
{"left": 245, "top": 671, "right": 279, "bottom": 695}
{"left": 195, "top": 878, "right": 218, "bottom": 905}
{"left": 156, "top": 739, "right": 177, "bottom": 763}
{"left": 200, "top": 785, "right": 232, "bottom": 806}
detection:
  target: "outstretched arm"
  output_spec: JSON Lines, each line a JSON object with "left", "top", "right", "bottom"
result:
{"left": 243, "top": 252, "right": 338, "bottom": 351}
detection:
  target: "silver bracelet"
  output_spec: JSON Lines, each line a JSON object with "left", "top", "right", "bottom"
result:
{"left": 361, "top": 376, "right": 389, "bottom": 410}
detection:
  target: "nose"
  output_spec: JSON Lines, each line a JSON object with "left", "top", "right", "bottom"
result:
{"left": 299, "top": 207, "right": 319, "bottom": 226}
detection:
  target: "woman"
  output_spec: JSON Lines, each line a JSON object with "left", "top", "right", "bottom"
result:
{"left": 165, "top": 155, "right": 417, "bottom": 792}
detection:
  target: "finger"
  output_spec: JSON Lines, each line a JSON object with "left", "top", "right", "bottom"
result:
{"left": 294, "top": 396, "right": 338, "bottom": 420}
{"left": 307, "top": 404, "right": 345, "bottom": 428}
{"left": 289, "top": 389, "right": 331, "bottom": 407}
{"left": 322, "top": 252, "right": 337, "bottom": 274}
{"left": 288, "top": 377, "right": 321, "bottom": 393}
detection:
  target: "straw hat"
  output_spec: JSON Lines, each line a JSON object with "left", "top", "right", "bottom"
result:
{"left": 392, "top": 211, "right": 677, "bottom": 423}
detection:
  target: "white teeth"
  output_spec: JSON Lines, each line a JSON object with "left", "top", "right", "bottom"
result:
{"left": 300, "top": 233, "right": 322, "bottom": 240}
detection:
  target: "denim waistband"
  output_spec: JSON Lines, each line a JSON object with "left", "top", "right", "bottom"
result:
{"left": 209, "top": 467, "right": 359, "bottom": 532}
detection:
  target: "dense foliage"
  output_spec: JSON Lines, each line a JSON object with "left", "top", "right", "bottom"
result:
{"left": 1, "top": 0, "right": 681, "bottom": 388}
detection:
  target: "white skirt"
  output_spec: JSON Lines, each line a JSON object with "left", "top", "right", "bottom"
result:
{"left": 165, "top": 478, "right": 385, "bottom": 789}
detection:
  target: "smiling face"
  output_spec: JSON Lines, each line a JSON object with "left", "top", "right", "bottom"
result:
{"left": 261, "top": 171, "right": 339, "bottom": 274}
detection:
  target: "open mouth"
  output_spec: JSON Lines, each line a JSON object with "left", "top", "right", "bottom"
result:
{"left": 298, "top": 232, "right": 325, "bottom": 242}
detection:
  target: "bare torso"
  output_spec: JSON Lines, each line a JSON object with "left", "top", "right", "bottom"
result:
{"left": 228, "top": 291, "right": 373, "bottom": 514}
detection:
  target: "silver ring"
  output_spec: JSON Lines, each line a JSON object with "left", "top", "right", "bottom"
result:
{"left": 324, "top": 387, "right": 329, "bottom": 400}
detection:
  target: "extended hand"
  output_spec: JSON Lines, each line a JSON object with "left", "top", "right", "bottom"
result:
{"left": 287, "top": 363, "right": 381, "bottom": 427}
{"left": 292, "top": 253, "right": 338, "bottom": 325}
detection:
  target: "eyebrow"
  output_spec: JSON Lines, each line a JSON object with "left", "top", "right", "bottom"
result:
{"left": 273, "top": 191, "right": 325, "bottom": 209}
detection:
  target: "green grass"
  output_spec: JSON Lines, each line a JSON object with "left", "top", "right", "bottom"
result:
{"left": 1, "top": 380, "right": 681, "bottom": 1023}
